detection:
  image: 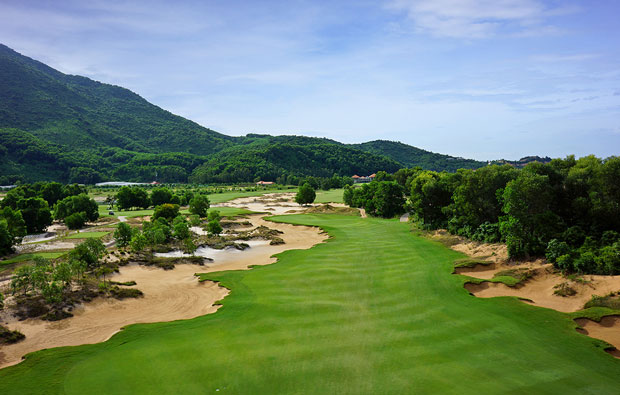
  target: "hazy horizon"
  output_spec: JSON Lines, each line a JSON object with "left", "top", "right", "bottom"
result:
{"left": 1, "top": 0, "right": 619, "bottom": 161}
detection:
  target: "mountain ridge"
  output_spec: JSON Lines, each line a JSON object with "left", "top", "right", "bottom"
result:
{"left": 1, "top": 43, "right": 491, "bottom": 184}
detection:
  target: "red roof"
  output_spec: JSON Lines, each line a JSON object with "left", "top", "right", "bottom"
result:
{"left": 352, "top": 175, "right": 360, "bottom": 178}
{"left": 369, "top": 174, "right": 376, "bottom": 178}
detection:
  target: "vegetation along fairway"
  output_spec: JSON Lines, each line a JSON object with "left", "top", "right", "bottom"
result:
{"left": 1, "top": 214, "right": 619, "bottom": 393}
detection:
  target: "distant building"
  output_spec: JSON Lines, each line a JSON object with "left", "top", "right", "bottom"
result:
{"left": 256, "top": 181, "right": 274, "bottom": 185}
{"left": 352, "top": 174, "right": 376, "bottom": 184}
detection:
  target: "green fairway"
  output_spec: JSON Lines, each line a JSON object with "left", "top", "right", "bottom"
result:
{"left": 64, "top": 232, "right": 110, "bottom": 239}
{"left": 315, "top": 188, "right": 344, "bottom": 203}
{"left": 1, "top": 214, "right": 619, "bottom": 393}
{"left": 0, "top": 252, "right": 67, "bottom": 268}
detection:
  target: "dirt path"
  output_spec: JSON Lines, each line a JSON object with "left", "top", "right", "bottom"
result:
{"left": 0, "top": 199, "right": 326, "bottom": 369}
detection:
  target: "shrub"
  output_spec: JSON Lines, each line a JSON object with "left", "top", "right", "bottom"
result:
{"left": 65, "top": 212, "right": 87, "bottom": 229}
{"left": 295, "top": 183, "right": 316, "bottom": 205}
{"left": 189, "top": 195, "right": 210, "bottom": 217}
{"left": 0, "top": 325, "right": 26, "bottom": 344}
{"left": 546, "top": 239, "right": 571, "bottom": 264}
{"left": 153, "top": 204, "right": 180, "bottom": 221}
{"left": 207, "top": 219, "right": 223, "bottom": 235}
{"left": 114, "top": 222, "right": 132, "bottom": 247}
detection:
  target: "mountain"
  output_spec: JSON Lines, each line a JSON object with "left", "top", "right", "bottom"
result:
{"left": 0, "top": 44, "right": 487, "bottom": 184}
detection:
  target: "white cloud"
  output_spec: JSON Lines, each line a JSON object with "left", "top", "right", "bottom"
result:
{"left": 387, "top": 0, "right": 572, "bottom": 38}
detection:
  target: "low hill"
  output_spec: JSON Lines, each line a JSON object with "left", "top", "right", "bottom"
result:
{"left": 1, "top": 44, "right": 492, "bottom": 184}
{"left": 351, "top": 140, "right": 485, "bottom": 172}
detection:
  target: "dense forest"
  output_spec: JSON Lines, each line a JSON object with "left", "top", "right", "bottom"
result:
{"left": 345, "top": 156, "right": 620, "bottom": 275}
{"left": 1, "top": 43, "right": 491, "bottom": 184}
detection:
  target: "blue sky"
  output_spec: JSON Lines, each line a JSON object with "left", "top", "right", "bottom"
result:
{"left": 1, "top": 0, "right": 619, "bottom": 160}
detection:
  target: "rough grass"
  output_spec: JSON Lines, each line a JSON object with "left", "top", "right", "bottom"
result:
{"left": 453, "top": 258, "right": 491, "bottom": 268}
{"left": 1, "top": 215, "right": 620, "bottom": 393}
{"left": 305, "top": 204, "right": 359, "bottom": 216}
{"left": 584, "top": 293, "right": 620, "bottom": 310}
{"left": 464, "top": 268, "right": 535, "bottom": 287}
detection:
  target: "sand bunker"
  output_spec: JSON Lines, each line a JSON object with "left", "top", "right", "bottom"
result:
{"left": 575, "top": 316, "right": 620, "bottom": 358}
{"left": 0, "top": 200, "right": 326, "bottom": 369}
{"left": 461, "top": 262, "right": 620, "bottom": 313}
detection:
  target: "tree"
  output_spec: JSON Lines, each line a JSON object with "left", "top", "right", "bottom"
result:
{"left": 41, "top": 182, "right": 65, "bottom": 206}
{"left": 0, "top": 206, "right": 27, "bottom": 243}
{"left": 372, "top": 181, "right": 405, "bottom": 218}
{"left": 54, "top": 194, "right": 99, "bottom": 222}
{"left": 173, "top": 221, "right": 190, "bottom": 240}
{"left": 207, "top": 219, "right": 223, "bottom": 235}
{"left": 189, "top": 195, "right": 210, "bottom": 217}
{"left": 0, "top": 220, "right": 13, "bottom": 256}
{"left": 18, "top": 197, "right": 52, "bottom": 233}
{"left": 153, "top": 204, "right": 180, "bottom": 221}
{"left": 116, "top": 187, "right": 150, "bottom": 210}
{"left": 295, "top": 183, "right": 316, "bottom": 205}
{"left": 64, "top": 212, "right": 87, "bottom": 229}
{"left": 130, "top": 231, "right": 148, "bottom": 252}
{"left": 500, "top": 171, "right": 560, "bottom": 258}
{"left": 150, "top": 187, "right": 173, "bottom": 206}
{"left": 207, "top": 210, "right": 221, "bottom": 222}
{"left": 114, "top": 222, "right": 132, "bottom": 247}
{"left": 183, "top": 238, "right": 197, "bottom": 255}
{"left": 69, "top": 238, "right": 106, "bottom": 269}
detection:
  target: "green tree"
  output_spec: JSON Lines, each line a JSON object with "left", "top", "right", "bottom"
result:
{"left": 0, "top": 206, "right": 27, "bottom": 243}
{"left": 69, "top": 238, "right": 106, "bottom": 269}
{"left": 18, "top": 197, "right": 52, "bottom": 233}
{"left": 207, "top": 219, "right": 223, "bottom": 235}
{"left": 207, "top": 210, "right": 221, "bottom": 222}
{"left": 114, "top": 222, "right": 132, "bottom": 247}
{"left": 150, "top": 187, "right": 173, "bottom": 206}
{"left": 54, "top": 194, "right": 99, "bottom": 222}
{"left": 295, "top": 183, "right": 316, "bottom": 205}
{"left": 189, "top": 195, "right": 210, "bottom": 217}
{"left": 500, "top": 171, "right": 560, "bottom": 258}
{"left": 173, "top": 221, "right": 190, "bottom": 240}
{"left": 64, "top": 212, "right": 87, "bottom": 229}
{"left": 153, "top": 204, "right": 180, "bottom": 221}
{"left": 130, "top": 231, "right": 148, "bottom": 252}
{"left": 0, "top": 220, "right": 13, "bottom": 255}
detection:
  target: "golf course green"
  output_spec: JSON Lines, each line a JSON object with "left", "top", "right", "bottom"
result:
{"left": 1, "top": 214, "right": 619, "bottom": 393}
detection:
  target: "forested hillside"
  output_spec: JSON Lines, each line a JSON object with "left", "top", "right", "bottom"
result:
{"left": 351, "top": 140, "right": 485, "bottom": 171}
{"left": 1, "top": 44, "right": 495, "bottom": 184}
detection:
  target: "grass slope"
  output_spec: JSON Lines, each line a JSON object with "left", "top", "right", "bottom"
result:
{"left": 64, "top": 232, "right": 109, "bottom": 239}
{"left": 1, "top": 215, "right": 619, "bottom": 393}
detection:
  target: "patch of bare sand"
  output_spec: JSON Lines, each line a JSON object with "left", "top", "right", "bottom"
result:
{"left": 462, "top": 261, "right": 620, "bottom": 312}
{"left": 0, "top": 211, "right": 326, "bottom": 369}
{"left": 575, "top": 316, "right": 620, "bottom": 358}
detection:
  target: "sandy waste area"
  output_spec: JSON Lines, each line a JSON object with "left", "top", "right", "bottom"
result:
{"left": 443, "top": 233, "right": 620, "bottom": 357}
{"left": 0, "top": 194, "right": 326, "bottom": 368}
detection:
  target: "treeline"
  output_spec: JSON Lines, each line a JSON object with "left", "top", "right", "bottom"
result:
{"left": 0, "top": 182, "right": 96, "bottom": 254}
{"left": 344, "top": 156, "right": 620, "bottom": 275}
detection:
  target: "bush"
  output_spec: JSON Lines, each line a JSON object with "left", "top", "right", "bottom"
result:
{"left": 114, "top": 222, "right": 132, "bottom": 247}
{"left": 295, "top": 183, "right": 316, "bottom": 205}
{"left": 207, "top": 219, "right": 223, "bottom": 235}
{"left": 65, "top": 212, "right": 87, "bottom": 229}
{"left": 153, "top": 204, "right": 180, "bottom": 221}
{"left": 546, "top": 239, "right": 571, "bottom": 264}
{"left": 0, "top": 325, "right": 26, "bottom": 344}
{"left": 189, "top": 195, "right": 210, "bottom": 217}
